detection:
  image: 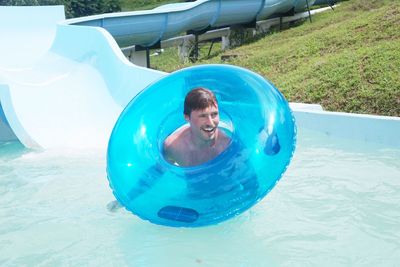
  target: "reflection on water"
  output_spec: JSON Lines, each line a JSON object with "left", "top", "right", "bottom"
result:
{"left": 0, "top": 129, "right": 399, "bottom": 266}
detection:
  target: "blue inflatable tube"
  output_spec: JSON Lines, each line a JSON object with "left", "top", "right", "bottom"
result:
{"left": 107, "top": 64, "right": 296, "bottom": 227}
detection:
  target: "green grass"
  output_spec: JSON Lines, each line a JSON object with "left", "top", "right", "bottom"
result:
{"left": 119, "top": 0, "right": 186, "bottom": 11}
{"left": 148, "top": 0, "right": 400, "bottom": 116}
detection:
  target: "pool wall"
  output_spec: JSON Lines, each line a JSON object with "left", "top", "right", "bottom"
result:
{"left": 294, "top": 109, "right": 400, "bottom": 148}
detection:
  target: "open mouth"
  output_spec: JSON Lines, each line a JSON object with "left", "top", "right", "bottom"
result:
{"left": 202, "top": 127, "right": 216, "bottom": 134}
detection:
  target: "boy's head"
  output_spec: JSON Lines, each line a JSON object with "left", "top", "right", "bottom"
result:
{"left": 184, "top": 88, "right": 218, "bottom": 117}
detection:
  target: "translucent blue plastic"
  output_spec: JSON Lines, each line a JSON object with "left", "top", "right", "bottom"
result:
{"left": 107, "top": 64, "right": 296, "bottom": 227}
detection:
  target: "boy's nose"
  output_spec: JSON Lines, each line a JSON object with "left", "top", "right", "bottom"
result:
{"left": 205, "top": 115, "right": 214, "bottom": 124}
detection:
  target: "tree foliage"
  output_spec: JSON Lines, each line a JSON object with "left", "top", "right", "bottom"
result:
{"left": 0, "top": 0, "right": 121, "bottom": 18}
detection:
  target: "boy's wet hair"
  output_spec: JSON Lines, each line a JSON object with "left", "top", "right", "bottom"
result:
{"left": 184, "top": 87, "right": 218, "bottom": 116}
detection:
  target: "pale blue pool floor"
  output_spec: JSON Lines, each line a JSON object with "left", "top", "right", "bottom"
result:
{"left": 1, "top": 128, "right": 399, "bottom": 266}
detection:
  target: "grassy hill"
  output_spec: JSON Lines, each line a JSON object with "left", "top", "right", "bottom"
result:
{"left": 119, "top": 0, "right": 186, "bottom": 11}
{"left": 146, "top": 0, "right": 399, "bottom": 116}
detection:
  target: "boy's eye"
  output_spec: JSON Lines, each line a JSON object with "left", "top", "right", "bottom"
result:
{"left": 198, "top": 112, "right": 218, "bottom": 118}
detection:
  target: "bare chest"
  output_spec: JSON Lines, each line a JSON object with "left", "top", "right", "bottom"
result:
{"left": 179, "top": 146, "right": 222, "bottom": 166}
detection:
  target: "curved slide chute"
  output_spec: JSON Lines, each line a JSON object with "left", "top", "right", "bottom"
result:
{"left": 67, "top": 0, "right": 316, "bottom": 47}
{"left": 0, "top": 6, "right": 164, "bottom": 149}
{"left": 0, "top": 0, "right": 316, "bottom": 149}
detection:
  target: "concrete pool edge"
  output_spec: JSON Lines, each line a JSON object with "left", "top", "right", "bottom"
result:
{"left": 291, "top": 103, "right": 400, "bottom": 148}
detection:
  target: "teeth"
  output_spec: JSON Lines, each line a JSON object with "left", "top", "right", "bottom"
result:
{"left": 203, "top": 127, "right": 214, "bottom": 132}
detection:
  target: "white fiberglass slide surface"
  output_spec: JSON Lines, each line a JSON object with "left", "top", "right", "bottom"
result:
{"left": 0, "top": 6, "right": 66, "bottom": 144}
{"left": 0, "top": 6, "right": 64, "bottom": 69}
{"left": 0, "top": 6, "right": 165, "bottom": 149}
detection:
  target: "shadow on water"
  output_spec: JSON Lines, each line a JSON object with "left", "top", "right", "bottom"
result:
{"left": 112, "top": 214, "right": 278, "bottom": 267}
{"left": 0, "top": 141, "right": 31, "bottom": 160}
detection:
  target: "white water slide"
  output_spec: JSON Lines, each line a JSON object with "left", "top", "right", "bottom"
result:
{"left": 0, "top": 1, "right": 316, "bottom": 149}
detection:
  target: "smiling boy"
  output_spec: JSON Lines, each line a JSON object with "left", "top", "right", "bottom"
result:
{"left": 163, "top": 87, "right": 231, "bottom": 167}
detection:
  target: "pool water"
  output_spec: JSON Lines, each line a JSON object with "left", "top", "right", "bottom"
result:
{"left": 1, "top": 128, "right": 399, "bottom": 266}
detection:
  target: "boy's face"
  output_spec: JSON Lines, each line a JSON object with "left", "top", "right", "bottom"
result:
{"left": 185, "top": 105, "right": 220, "bottom": 142}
